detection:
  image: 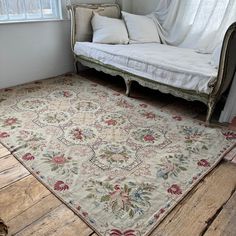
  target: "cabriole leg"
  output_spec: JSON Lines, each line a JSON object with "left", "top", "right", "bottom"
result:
{"left": 125, "top": 80, "right": 132, "bottom": 97}
{"left": 74, "top": 60, "right": 79, "bottom": 74}
{"left": 206, "top": 99, "right": 216, "bottom": 125}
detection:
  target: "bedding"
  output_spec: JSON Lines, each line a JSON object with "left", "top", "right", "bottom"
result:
{"left": 74, "top": 42, "right": 218, "bottom": 94}
{"left": 122, "top": 11, "right": 160, "bottom": 44}
{"left": 210, "top": 44, "right": 222, "bottom": 68}
{"left": 91, "top": 13, "right": 129, "bottom": 44}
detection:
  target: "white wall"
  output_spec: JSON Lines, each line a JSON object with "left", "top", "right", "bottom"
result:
{"left": 0, "top": 0, "right": 133, "bottom": 89}
{"left": 0, "top": 20, "right": 73, "bottom": 89}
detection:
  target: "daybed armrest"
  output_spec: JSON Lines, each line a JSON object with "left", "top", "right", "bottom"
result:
{"left": 67, "top": 4, "right": 121, "bottom": 52}
{"left": 211, "top": 22, "right": 236, "bottom": 99}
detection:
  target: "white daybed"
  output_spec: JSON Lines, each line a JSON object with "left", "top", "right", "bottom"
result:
{"left": 67, "top": 4, "right": 236, "bottom": 123}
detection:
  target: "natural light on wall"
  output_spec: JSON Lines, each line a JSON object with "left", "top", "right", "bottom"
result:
{"left": 0, "top": 0, "right": 61, "bottom": 22}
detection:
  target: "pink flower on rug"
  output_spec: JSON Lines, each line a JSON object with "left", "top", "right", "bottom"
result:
{"left": 144, "top": 134, "right": 155, "bottom": 142}
{"left": 109, "top": 184, "right": 130, "bottom": 208}
{"left": 139, "top": 104, "right": 148, "bottom": 108}
{"left": 105, "top": 119, "right": 117, "bottom": 126}
{"left": 223, "top": 131, "right": 236, "bottom": 140}
{"left": 118, "top": 99, "right": 133, "bottom": 109}
{"left": 73, "top": 128, "right": 83, "bottom": 140}
{"left": 22, "top": 153, "right": 35, "bottom": 161}
{"left": 0, "top": 132, "right": 9, "bottom": 138}
{"left": 154, "top": 208, "right": 165, "bottom": 220}
{"left": 54, "top": 180, "right": 69, "bottom": 191}
{"left": 109, "top": 229, "right": 136, "bottom": 236}
{"left": 4, "top": 118, "right": 17, "bottom": 126}
{"left": 82, "top": 211, "right": 88, "bottom": 217}
{"left": 63, "top": 91, "right": 71, "bottom": 97}
{"left": 114, "top": 184, "right": 121, "bottom": 191}
{"left": 144, "top": 112, "right": 156, "bottom": 119}
{"left": 173, "top": 115, "right": 182, "bottom": 121}
{"left": 197, "top": 159, "right": 210, "bottom": 167}
{"left": 167, "top": 184, "right": 182, "bottom": 195}
{"left": 52, "top": 155, "right": 66, "bottom": 164}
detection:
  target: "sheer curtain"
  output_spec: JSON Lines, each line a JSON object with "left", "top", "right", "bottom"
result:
{"left": 152, "top": 0, "right": 236, "bottom": 53}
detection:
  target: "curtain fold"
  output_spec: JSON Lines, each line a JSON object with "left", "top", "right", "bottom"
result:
{"left": 151, "top": 0, "right": 236, "bottom": 53}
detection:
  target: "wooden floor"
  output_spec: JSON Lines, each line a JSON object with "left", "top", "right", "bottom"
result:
{"left": 0, "top": 71, "right": 236, "bottom": 236}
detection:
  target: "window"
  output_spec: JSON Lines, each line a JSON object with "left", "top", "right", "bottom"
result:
{"left": 0, "top": 0, "right": 61, "bottom": 22}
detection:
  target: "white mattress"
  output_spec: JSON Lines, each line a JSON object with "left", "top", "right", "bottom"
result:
{"left": 74, "top": 42, "right": 218, "bottom": 94}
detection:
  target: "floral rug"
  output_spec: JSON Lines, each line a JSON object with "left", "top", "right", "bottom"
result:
{"left": 0, "top": 74, "right": 235, "bottom": 236}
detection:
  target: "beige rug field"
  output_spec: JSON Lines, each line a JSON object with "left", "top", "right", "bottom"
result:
{"left": 0, "top": 74, "right": 235, "bottom": 236}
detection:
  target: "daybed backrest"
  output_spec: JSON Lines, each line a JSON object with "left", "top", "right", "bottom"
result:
{"left": 67, "top": 4, "right": 120, "bottom": 49}
{"left": 213, "top": 22, "right": 236, "bottom": 97}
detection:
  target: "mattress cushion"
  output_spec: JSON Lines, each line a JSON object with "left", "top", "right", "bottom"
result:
{"left": 74, "top": 42, "right": 218, "bottom": 94}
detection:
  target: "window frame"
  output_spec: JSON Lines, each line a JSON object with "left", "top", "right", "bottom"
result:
{"left": 0, "top": 0, "right": 62, "bottom": 23}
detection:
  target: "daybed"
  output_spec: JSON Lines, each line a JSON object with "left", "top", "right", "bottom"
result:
{"left": 67, "top": 3, "right": 236, "bottom": 123}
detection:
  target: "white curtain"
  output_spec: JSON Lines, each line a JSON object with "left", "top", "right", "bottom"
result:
{"left": 152, "top": 0, "right": 236, "bottom": 53}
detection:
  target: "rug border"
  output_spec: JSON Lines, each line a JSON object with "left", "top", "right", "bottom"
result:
{"left": 0, "top": 140, "right": 235, "bottom": 236}
{"left": 0, "top": 75, "right": 235, "bottom": 235}
{"left": 0, "top": 140, "right": 101, "bottom": 235}
{"left": 144, "top": 142, "right": 236, "bottom": 236}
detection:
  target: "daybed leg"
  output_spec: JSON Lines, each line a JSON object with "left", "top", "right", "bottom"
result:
{"left": 206, "top": 99, "right": 216, "bottom": 125}
{"left": 74, "top": 60, "right": 79, "bottom": 74}
{"left": 125, "top": 80, "right": 132, "bottom": 97}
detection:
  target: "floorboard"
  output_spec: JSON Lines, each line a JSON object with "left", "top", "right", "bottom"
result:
{"left": 0, "top": 146, "right": 10, "bottom": 159}
{"left": 0, "top": 175, "right": 50, "bottom": 223}
{"left": 0, "top": 155, "right": 29, "bottom": 189}
{"left": 7, "top": 194, "right": 61, "bottom": 235}
{"left": 203, "top": 190, "right": 236, "bottom": 236}
{"left": 151, "top": 162, "right": 236, "bottom": 236}
{"left": 15, "top": 205, "right": 93, "bottom": 236}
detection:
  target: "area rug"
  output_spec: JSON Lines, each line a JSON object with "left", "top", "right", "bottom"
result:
{"left": 0, "top": 74, "right": 235, "bottom": 236}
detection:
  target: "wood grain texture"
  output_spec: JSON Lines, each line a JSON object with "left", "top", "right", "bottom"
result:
{"left": 0, "top": 175, "right": 50, "bottom": 222}
{"left": 204, "top": 190, "right": 236, "bottom": 236}
{"left": 0, "top": 146, "right": 10, "bottom": 159}
{"left": 0, "top": 155, "right": 29, "bottom": 189}
{"left": 15, "top": 205, "right": 93, "bottom": 236}
{"left": 151, "top": 162, "right": 236, "bottom": 236}
{"left": 7, "top": 194, "right": 61, "bottom": 235}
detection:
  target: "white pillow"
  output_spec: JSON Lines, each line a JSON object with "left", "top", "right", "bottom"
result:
{"left": 122, "top": 11, "right": 160, "bottom": 44}
{"left": 91, "top": 13, "right": 129, "bottom": 44}
{"left": 210, "top": 44, "right": 222, "bottom": 68}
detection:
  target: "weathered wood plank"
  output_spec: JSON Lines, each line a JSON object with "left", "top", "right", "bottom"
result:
{"left": 0, "top": 175, "right": 50, "bottom": 222}
{"left": 0, "top": 155, "right": 29, "bottom": 189}
{"left": 151, "top": 162, "right": 236, "bottom": 236}
{"left": 203, "top": 190, "right": 236, "bottom": 236}
{"left": 0, "top": 145, "right": 10, "bottom": 158}
{"left": 7, "top": 194, "right": 62, "bottom": 235}
{"left": 15, "top": 204, "right": 93, "bottom": 236}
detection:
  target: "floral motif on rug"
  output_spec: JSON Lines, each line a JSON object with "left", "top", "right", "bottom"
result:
{"left": 0, "top": 75, "right": 235, "bottom": 236}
